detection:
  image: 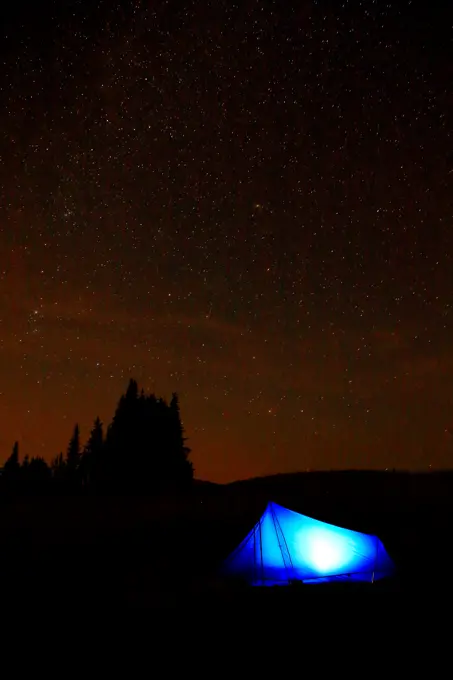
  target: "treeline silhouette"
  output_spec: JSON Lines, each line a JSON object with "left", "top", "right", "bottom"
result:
{"left": 0, "top": 379, "right": 193, "bottom": 495}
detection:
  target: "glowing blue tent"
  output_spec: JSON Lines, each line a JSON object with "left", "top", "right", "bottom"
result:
{"left": 223, "top": 502, "right": 394, "bottom": 585}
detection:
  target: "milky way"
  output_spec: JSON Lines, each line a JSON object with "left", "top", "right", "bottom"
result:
{"left": 0, "top": 1, "right": 451, "bottom": 481}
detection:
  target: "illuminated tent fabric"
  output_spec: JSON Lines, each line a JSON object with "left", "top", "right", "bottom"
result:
{"left": 223, "top": 501, "right": 394, "bottom": 585}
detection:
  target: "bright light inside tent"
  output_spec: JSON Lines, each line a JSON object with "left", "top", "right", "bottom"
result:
{"left": 293, "top": 527, "right": 352, "bottom": 575}
{"left": 309, "top": 535, "right": 343, "bottom": 573}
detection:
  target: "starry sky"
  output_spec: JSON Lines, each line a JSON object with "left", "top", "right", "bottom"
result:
{"left": 0, "top": 1, "right": 452, "bottom": 482}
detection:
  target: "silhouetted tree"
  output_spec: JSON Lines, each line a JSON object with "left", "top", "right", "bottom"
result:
{"left": 81, "top": 417, "right": 104, "bottom": 488}
{"left": 2, "top": 380, "right": 193, "bottom": 496}
{"left": 64, "top": 423, "right": 82, "bottom": 490}
{"left": 2, "top": 441, "right": 21, "bottom": 491}
{"left": 51, "top": 452, "right": 66, "bottom": 481}
{"left": 104, "top": 379, "right": 140, "bottom": 490}
{"left": 168, "top": 392, "right": 193, "bottom": 485}
{"left": 66, "top": 424, "right": 80, "bottom": 468}
{"left": 4, "top": 441, "right": 19, "bottom": 470}
{"left": 28, "top": 457, "right": 51, "bottom": 480}
{"left": 23, "top": 457, "right": 52, "bottom": 494}
{"left": 102, "top": 379, "right": 194, "bottom": 493}
{"left": 0, "top": 446, "right": 53, "bottom": 495}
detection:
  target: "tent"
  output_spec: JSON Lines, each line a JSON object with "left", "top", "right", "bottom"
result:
{"left": 223, "top": 501, "right": 394, "bottom": 585}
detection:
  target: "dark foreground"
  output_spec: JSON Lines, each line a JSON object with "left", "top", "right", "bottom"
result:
{"left": 1, "top": 471, "right": 452, "bottom": 618}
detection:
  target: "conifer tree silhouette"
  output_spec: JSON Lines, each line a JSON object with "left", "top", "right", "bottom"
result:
{"left": 21, "top": 455, "right": 29, "bottom": 492}
{"left": 50, "top": 452, "right": 66, "bottom": 486}
{"left": 81, "top": 417, "right": 104, "bottom": 488}
{"left": 102, "top": 379, "right": 194, "bottom": 493}
{"left": 2, "top": 380, "right": 193, "bottom": 496}
{"left": 26, "top": 457, "right": 51, "bottom": 493}
{"left": 5, "top": 441, "right": 19, "bottom": 468}
{"left": 2, "top": 441, "right": 21, "bottom": 491}
{"left": 66, "top": 424, "right": 81, "bottom": 470}
{"left": 65, "top": 424, "right": 81, "bottom": 489}
{"left": 169, "top": 392, "right": 193, "bottom": 484}
{"left": 104, "top": 379, "right": 138, "bottom": 490}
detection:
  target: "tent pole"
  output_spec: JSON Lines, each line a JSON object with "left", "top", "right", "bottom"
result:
{"left": 270, "top": 502, "right": 294, "bottom": 583}
{"left": 372, "top": 536, "right": 379, "bottom": 584}
{"left": 253, "top": 524, "right": 257, "bottom": 584}
{"left": 259, "top": 517, "right": 264, "bottom": 585}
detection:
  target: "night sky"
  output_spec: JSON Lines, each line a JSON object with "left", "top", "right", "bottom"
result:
{"left": 0, "top": 1, "right": 452, "bottom": 482}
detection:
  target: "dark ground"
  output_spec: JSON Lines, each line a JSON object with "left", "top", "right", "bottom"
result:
{"left": 1, "top": 470, "right": 452, "bottom": 616}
